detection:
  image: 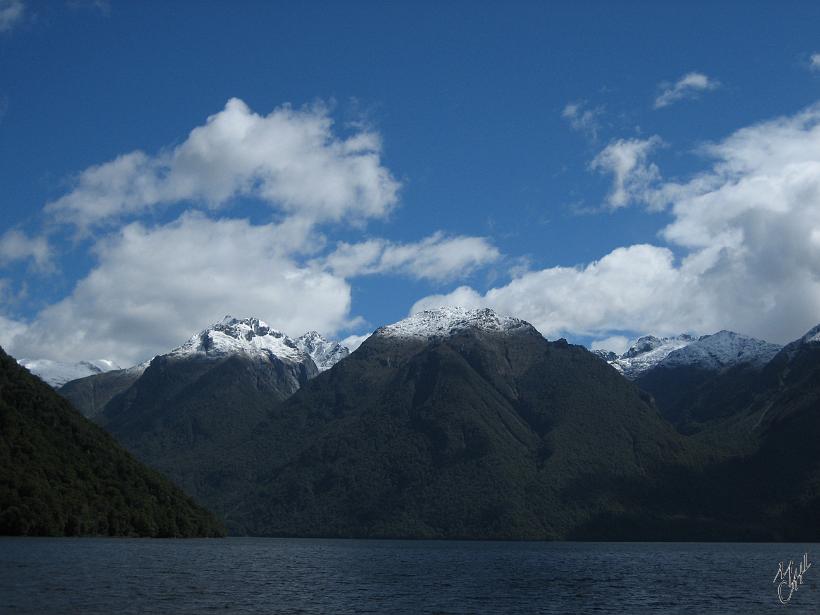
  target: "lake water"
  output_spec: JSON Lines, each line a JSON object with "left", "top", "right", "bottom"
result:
{"left": 0, "top": 538, "right": 816, "bottom": 614}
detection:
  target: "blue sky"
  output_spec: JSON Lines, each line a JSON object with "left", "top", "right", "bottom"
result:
{"left": 2, "top": 0, "right": 820, "bottom": 365}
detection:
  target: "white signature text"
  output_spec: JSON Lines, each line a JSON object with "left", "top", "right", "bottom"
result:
{"left": 773, "top": 552, "right": 812, "bottom": 605}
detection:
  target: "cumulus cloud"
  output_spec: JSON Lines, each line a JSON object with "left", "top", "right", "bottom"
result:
{"left": 413, "top": 103, "right": 820, "bottom": 345}
{"left": 6, "top": 213, "right": 354, "bottom": 366}
{"left": 0, "top": 98, "right": 509, "bottom": 365}
{"left": 590, "top": 136, "right": 662, "bottom": 209}
{"left": 0, "top": 229, "right": 52, "bottom": 270}
{"left": 654, "top": 72, "right": 720, "bottom": 109}
{"left": 324, "top": 232, "right": 500, "bottom": 281}
{"left": 811, "top": 53, "right": 820, "bottom": 72}
{"left": 0, "top": 0, "right": 24, "bottom": 33}
{"left": 562, "top": 101, "right": 604, "bottom": 141}
{"left": 45, "top": 98, "right": 400, "bottom": 231}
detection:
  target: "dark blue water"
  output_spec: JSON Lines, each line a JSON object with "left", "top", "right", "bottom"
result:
{"left": 0, "top": 538, "right": 816, "bottom": 614}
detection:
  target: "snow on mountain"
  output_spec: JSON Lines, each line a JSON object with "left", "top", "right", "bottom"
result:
{"left": 601, "top": 330, "right": 783, "bottom": 379}
{"left": 167, "top": 316, "right": 307, "bottom": 364}
{"left": 659, "top": 330, "right": 781, "bottom": 371}
{"left": 800, "top": 323, "right": 820, "bottom": 345}
{"left": 592, "top": 349, "right": 618, "bottom": 362}
{"left": 295, "top": 331, "right": 349, "bottom": 371}
{"left": 609, "top": 335, "right": 695, "bottom": 379}
{"left": 18, "top": 358, "right": 121, "bottom": 388}
{"left": 375, "top": 307, "right": 532, "bottom": 339}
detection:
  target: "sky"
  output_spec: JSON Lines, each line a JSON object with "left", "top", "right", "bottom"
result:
{"left": 2, "top": 0, "right": 820, "bottom": 366}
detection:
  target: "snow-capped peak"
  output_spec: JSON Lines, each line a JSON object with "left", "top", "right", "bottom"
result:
{"left": 18, "top": 358, "right": 122, "bottom": 388}
{"left": 375, "top": 307, "right": 532, "bottom": 339}
{"left": 609, "top": 334, "right": 695, "bottom": 379}
{"left": 799, "top": 323, "right": 820, "bottom": 345}
{"left": 659, "top": 330, "right": 781, "bottom": 370}
{"left": 167, "top": 316, "right": 305, "bottom": 364}
{"left": 295, "top": 331, "right": 349, "bottom": 371}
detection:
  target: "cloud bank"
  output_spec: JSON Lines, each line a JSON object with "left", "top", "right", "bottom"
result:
{"left": 414, "top": 103, "right": 820, "bottom": 345}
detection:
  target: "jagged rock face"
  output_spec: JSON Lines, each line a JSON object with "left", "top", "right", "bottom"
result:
{"left": 294, "top": 331, "right": 349, "bottom": 371}
{"left": 592, "top": 349, "right": 618, "bottom": 362}
{"left": 167, "top": 316, "right": 308, "bottom": 366}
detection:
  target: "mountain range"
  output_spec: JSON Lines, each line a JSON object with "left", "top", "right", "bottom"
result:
{"left": 31, "top": 307, "right": 820, "bottom": 540}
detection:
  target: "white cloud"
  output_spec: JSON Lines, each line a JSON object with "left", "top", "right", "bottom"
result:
{"left": 0, "top": 229, "right": 52, "bottom": 270}
{"left": 0, "top": 313, "right": 27, "bottom": 350}
{"left": 413, "top": 103, "right": 820, "bottom": 345}
{"left": 562, "top": 101, "right": 604, "bottom": 141}
{"left": 5, "top": 213, "right": 354, "bottom": 366}
{"left": 0, "top": 0, "right": 24, "bottom": 33}
{"left": 590, "top": 136, "right": 662, "bottom": 209}
{"left": 654, "top": 72, "right": 720, "bottom": 109}
{"left": 811, "top": 53, "right": 820, "bottom": 72}
{"left": 2, "top": 98, "right": 508, "bottom": 365}
{"left": 591, "top": 335, "right": 631, "bottom": 355}
{"left": 324, "top": 232, "right": 500, "bottom": 281}
{"left": 340, "top": 332, "right": 371, "bottom": 352}
{"left": 45, "top": 98, "right": 400, "bottom": 231}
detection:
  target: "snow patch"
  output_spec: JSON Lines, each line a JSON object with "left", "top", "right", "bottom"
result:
{"left": 375, "top": 307, "right": 531, "bottom": 339}
{"left": 295, "top": 331, "right": 349, "bottom": 371}
{"left": 609, "top": 335, "right": 695, "bottom": 379}
{"left": 167, "top": 316, "right": 305, "bottom": 364}
{"left": 660, "top": 330, "right": 781, "bottom": 370}
{"left": 19, "top": 358, "right": 122, "bottom": 388}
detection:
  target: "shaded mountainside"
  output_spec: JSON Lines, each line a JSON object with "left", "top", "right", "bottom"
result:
{"left": 96, "top": 351, "right": 315, "bottom": 515}
{"left": 59, "top": 366, "right": 144, "bottom": 419}
{"left": 623, "top": 326, "right": 820, "bottom": 540}
{"left": 0, "top": 347, "right": 224, "bottom": 537}
{"left": 143, "top": 316, "right": 697, "bottom": 538}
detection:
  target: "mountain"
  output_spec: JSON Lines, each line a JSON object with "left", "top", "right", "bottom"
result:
{"left": 666, "top": 324, "right": 820, "bottom": 539}
{"left": 173, "top": 307, "right": 695, "bottom": 538}
{"left": 0, "top": 346, "right": 224, "bottom": 537}
{"left": 18, "top": 358, "right": 120, "bottom": 388}
{"left": 295, "top": 331, "right": 349, "bottom": 371}
{"left": 58, "top": 363, "right": 148, "bottom": 419}
{"left": 607, "top": 334, "right": 695, "bottom": 379}
{"left": 60, "top": 316, "right": 349, "bottom": 419}
{"left": 56, "top": 317, "right": 347, "bottom": 514}
{"left": 633, "top": 331, "right": 782, "bottom": 431}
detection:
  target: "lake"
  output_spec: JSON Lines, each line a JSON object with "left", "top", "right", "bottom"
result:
{"left": 0, "top": 538, "right": 816, "bottom": 613}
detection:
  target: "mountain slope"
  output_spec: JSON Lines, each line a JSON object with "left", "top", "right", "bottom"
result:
{"left": 92, "top": 318, "right": 322, "bottom": 509}
{"left": 58, "top": 364, "right": 147, "bottom": 419}
{"left": 211, "top": 308, "right": 693, "bottom": 538}
{"left": 0, "top": 347, "right": 224, "bottom": 537}
{"left": 634, "top": 331, "right": 782, "bottom": 431}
